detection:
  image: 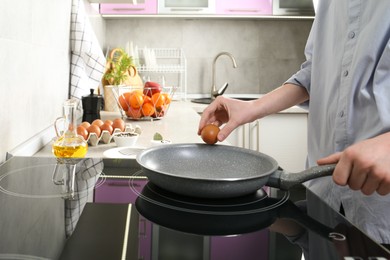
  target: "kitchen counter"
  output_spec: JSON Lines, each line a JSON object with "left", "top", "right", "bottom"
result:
{"left": 34, "top": 100, "right": 307, "bottom": 158}
{"left": 3, "top": 99, "right": 389, "bottom": 260}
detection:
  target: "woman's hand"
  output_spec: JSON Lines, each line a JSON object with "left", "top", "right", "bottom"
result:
{"left": 198, "top": 96, "right": 257, "bottom": 142}
{"left": 198, "top": 84, "right": 310, "bottom": 142}
{"left": 317, "top": 133, "right": 390, "bottom": 195}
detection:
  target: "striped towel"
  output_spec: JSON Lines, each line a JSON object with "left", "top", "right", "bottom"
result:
{"left": 64, "top": 158, "right": 104, "bottom": 237}
{"left": 70, "top": 0, "right": 106, "bottom": 99}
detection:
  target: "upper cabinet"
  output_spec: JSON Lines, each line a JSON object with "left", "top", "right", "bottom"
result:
{"left": 216, "top": 0, "right": 272, "bottom": 16}
{"left": 158, "top": 0, "right": 215, "bottom": 14}
{"left": 100, "top": 0, "right": 157, "bottom": 15}
{"left": 97, "top": 0, "right": 314, "bottom": 18}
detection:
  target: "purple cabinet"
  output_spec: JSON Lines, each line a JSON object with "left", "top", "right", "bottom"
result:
{"left": 210, "top": 230, "right": 269, "bottom": 260}
{"left": 100, "top": 1, "right": 157, "bottom": 15}
{"left": 216, "top": 0, "right": 272, "bottom": 15}
{"left": 94, "top": 178, "right": 151, "bottom": 260}
{"left": 94, "top": 178, "right": 147, "bottom": 203}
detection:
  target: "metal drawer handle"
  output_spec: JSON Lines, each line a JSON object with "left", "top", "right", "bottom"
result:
{"left": 170, "top": 8, "right": 204, "bottom": 12}
{"left": 113, "top": 8, "right": 145, "bottom": 11}
{"left": 227, "top": 9, "right": 260, "bottom": 13}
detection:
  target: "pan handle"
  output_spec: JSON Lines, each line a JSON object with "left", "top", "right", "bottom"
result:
{"left": 267, "top": 164, "right": 336, "bottom": 190}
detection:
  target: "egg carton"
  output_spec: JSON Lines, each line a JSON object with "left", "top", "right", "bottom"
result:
{"left": 86, "top": 124, "right": 142, "bottom": 146}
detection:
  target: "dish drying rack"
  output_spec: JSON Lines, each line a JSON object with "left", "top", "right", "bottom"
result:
{"left": 136, "top": 48, "right": 187, "bottom": 100}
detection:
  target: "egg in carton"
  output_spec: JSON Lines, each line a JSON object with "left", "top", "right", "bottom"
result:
{"left": 87, "top": 124, "right": 142, "bottom": 146}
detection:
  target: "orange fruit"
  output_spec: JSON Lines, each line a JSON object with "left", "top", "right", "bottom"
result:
{"left": 126, "top": 106, "right": 142, "bottom": 119}
{"left": 141, "top": 102, "right": 155, "bottom": 117}
{"left": 118, "top": 92, "right": 131, "bottom": 111}
{"left": 151, "top": 93, "right": 166, "bottom": 110}
{"left": 128, "top": 91, "right": 144, "bottom": 109}
{"left": 162, "top": 93, "right": 171, "bottom": 104}
{"left": 143, "top": 95, "right": 152, "bottom": 104}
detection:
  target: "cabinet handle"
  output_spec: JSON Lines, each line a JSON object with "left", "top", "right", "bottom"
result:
{"left": 170, "top": 8, "right": 204, "bottom": 12}
{"left": 248, "top": 123, "right": 252, "bottom": 150}
{"left": 227, "top": 9, "right": 260, "bottom": 13}
{"left": 113, "top": 8, "right": 145, "bottom": 11}
{"left": 256, "top": 120, "right": 260, "bottom": 152}
{"left": 139, "top": 218, "right": 147, "bottom": 238}
{"left": 242, "top": 124, "right": 246, "bottom": 148}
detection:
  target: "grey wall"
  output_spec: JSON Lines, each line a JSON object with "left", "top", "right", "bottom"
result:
{"left": 0, "top": 0, "right": 72, "bottom": 162}
{"left": 104, "top": 17, "right": 312, "bottom": 95}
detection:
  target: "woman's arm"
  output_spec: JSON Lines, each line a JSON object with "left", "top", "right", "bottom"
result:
{"left": 198, "top": 83, "right": 309, "bottom": 142}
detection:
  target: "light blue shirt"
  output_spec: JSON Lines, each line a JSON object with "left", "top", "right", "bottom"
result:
{"left": 286, "top": 0, "right": 390, "bottom": 244}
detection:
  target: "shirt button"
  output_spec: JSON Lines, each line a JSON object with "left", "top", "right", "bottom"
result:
{"left": 343, "top": 70, "right": 349, "bottom": 77}
{"left": 348, "top": 31, "right": 355, "bottom": 39}
{"left": 339, "top": 110, "right": 344, "bottom": 117}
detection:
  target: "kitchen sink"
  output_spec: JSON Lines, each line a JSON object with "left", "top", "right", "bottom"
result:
{"left": 191, "top": 96, "right": 258, "bottom": 104}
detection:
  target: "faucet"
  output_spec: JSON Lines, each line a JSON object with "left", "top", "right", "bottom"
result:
{"left": 211, "top": 52, "right": 238, "bottom": 98}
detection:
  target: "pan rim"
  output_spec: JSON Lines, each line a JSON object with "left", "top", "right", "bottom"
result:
{"left": 136, "top": 143, "right": 279, "bottom": 181}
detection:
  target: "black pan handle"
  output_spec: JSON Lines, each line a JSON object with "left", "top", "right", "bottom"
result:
{"left": 267, "top": 164, "right": 336, "bottom": 190}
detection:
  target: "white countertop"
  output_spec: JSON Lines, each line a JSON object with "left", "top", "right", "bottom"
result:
{"left": 34, "top": 100, "right": 307, "bottom": 158}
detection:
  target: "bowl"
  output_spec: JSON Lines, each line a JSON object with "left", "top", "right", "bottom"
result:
{"left": 112, "top": 86, "right": 175, "bottom": 121}
{"left": 113, "top": 132, "right": 139, "bottom": 147}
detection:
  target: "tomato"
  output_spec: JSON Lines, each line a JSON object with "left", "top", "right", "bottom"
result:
{"left": 200, "top": 124, "right": 220, "bottom": 145}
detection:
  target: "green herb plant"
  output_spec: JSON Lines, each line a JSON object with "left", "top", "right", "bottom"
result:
{"left": 104, "top": 48, "right": 134, "bottom": 85}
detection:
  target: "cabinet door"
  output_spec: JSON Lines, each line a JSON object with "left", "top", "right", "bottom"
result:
{"left": 226, "top": 122, "right": 258, "bottom": 150}
{"left": 94, "top": 178, "right": 147, "bottom": 203}
{"left": 210, "top": 230, "right": 269, "bottom": 260}
{"left": 94, "top": 178, "right": 151, "bottom": 260}
{"left": 216, "top": 0, "right": 272, "bottom": 15}
{"left": 258, "top": 113, "right": 308, "bottom": 172}
{"left": 100, "top": 0, "right": 157, "bottom": 15}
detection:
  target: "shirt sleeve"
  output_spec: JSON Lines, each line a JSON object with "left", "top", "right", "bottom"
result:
{"left": 284, "top": 21, "right": 316, "bottom": 94}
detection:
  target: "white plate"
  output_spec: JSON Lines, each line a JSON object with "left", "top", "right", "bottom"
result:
{"left": 103, "top": 147, "right": 145, "bottom": 159}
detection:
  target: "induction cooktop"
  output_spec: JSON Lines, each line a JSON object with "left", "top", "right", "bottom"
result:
{"left": 1, "top": 157, "right": 389, "bottom": 260}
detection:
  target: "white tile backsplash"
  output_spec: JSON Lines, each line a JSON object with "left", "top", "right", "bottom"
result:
{"left": 0, "top": 0, "right": 72, "bottom": 162}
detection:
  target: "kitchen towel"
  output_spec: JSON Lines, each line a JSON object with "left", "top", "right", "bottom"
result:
{"left": 70, "top": 0, "right": 106, "bottom": 100}
{"left": 64, "top": 158, "right": 103, "bottom": 237}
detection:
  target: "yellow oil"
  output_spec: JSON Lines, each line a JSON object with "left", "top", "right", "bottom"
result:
{"left": 52, "top": 137, "right": 88, "bottom": 158}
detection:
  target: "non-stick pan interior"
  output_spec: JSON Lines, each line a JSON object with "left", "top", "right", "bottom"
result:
{"left": 136, "top": 143, "right": 278, "bottom": 181}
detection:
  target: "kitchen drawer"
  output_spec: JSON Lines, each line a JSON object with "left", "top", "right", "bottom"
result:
{"left": 94, "top": 178, "right": 147, "bottom": 203}
{"left": 100, "top": 1, "right": 157, "bottom": 15}
{"left": 216, "top": 0, "right": 272, "bottom": 15}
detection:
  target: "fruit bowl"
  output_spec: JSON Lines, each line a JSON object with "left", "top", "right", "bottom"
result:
{"left": 111, "top": 85, "right": 175, "bottom": 120}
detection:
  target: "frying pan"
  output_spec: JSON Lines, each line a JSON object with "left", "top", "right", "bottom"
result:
{"left": 136, "top": 143, "right": 335, "bottom": 198}
{"left": 135, "top": 182, "right": 334, "bottom": 238}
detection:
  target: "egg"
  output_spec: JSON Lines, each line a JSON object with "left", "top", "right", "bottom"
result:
{"left": 201, "top": 124, "right": 220, "bottom": 145}
{"left": 87, "top": 124, "right": 102, "bottom": 138}
{"left": 112, "top": 118, "right": 125, "bottom": 132}
{"left": 80, "top": 121, "right": 91, "bottom": 129}
{"left": 91, "top": 119, "right": 104, "bottom": 128}
{"left": 104, "top": 119, "right": 113, "bottom": 126}
{"left": 100, "top": 122, "right": 114, "bottom": 135}
{"left": 76, "top": 125, "right": 89, "bottom": 140}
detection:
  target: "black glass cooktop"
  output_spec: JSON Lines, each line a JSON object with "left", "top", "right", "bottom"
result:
{"left": 1, "top": 156, "right": 389, "bottom": 260}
